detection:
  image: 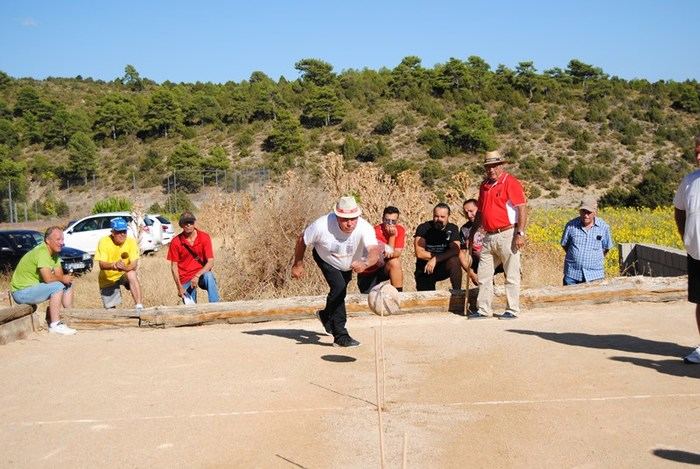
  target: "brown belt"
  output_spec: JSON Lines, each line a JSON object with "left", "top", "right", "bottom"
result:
{"left": 486, "top": 224, "right": 514, "bottom": 234}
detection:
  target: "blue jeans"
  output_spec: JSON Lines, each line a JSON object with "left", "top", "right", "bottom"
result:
{"left": 12, "top": 281, "right": 71, "bottom": 304}
{"left": 183, "top": 271, "right": 220, "bottom": 303}
{"left": 563, "top": 275, "right": 585, "bottom": 286}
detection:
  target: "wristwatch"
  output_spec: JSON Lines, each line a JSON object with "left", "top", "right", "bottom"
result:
{"left": 517, "top": 230, "right": 525, "bottom": 236}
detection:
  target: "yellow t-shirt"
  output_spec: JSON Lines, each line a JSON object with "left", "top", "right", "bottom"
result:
{"left": 94, "top": 235, "right": 140, "bottom": 288}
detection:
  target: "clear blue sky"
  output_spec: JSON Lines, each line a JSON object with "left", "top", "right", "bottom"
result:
{"left": 1, "top": 0, "right": 698, "bottom": 84}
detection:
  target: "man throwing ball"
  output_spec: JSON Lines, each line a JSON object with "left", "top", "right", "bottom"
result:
{"left": 292, "top": 196, "right": 380, "bottom": 347}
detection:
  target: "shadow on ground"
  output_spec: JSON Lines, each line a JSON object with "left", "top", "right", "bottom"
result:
{"left": 652, "top": 448, "right": 700, "bottom": 465}
{"left": 244, "top": 329, "right": 331, "bottom": 346}
{"left": 508, "top": 330, "right": 690, "bottom": 357}
{"left": 508, "top": 330, "right": 699, "bottom": 378}
{"left": 321, "top": 354, "right": 356, "bottom": 363}
{"left": 610, "top": 356, "right": 699, "bottom": 379}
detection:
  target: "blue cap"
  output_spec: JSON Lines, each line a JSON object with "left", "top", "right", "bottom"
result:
{"left": 110, "top": 217, "right": 128, "bottom": 231}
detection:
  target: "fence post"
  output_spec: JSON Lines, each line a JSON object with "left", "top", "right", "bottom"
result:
{"left": 7, "top": 181, "right": 13, "bottom": 224}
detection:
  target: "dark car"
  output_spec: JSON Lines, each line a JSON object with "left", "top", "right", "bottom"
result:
{"left": 0, "top": 230, "right": 93, "bottom": 274}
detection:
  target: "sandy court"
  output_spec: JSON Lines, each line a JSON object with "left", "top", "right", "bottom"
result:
{"left": 1, "top": 300, "right": 699, "bottom": 468}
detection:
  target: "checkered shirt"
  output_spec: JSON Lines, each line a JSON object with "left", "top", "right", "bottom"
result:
{"left": 560, "top": 217, "right": 613, "bottom": 282}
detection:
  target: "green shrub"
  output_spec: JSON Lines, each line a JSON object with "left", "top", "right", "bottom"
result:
{"left": 92, "top": 196, "right": 133, "bottom": 214}
{"left": 373, "top": 115, "right": 396, "bottom": 135}
{"left": 571, "top": 134, "right": 588, "bottom": 152}
{"left": 595, "top": 148, "right": 615, "bottom": 164}
{"left": 339, "top": 119, "right": 358, "bottom": 132}
{"left": 40, "top": 193, "right": 70, "bottom": 217}
{"left": 164, "top": 190, "right": 195, "bottom": 213}
{"left": 428, "top": 140, "right": 454, "bottom": 159}
{"left": 420, "top": 161, "right": 445, "bottom": 187}
{"left": 568, "top": 164, "right": 611, "bottom": 187}
{"left": 342, "top": 135, "right": 362, "bottom": 160}
{"left": 550, "top": 157, "right": 570, "bottom": 178}
{"left": 383, "top": 159, "right": 416, "bottom": 178}
{"left": 417, "top": 128, "right": 442, "bottom": 146}
{"left": 356, "top": 143, "right": 382, "bottom": 162}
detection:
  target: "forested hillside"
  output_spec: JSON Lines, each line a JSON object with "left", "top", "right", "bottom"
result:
{"left": 0, "top": 56, "right": 698, "bottom": 220}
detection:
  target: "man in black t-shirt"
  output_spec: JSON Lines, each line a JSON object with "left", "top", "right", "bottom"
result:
{"left": 413, "top": 203, "right": 462, "bottom": 291}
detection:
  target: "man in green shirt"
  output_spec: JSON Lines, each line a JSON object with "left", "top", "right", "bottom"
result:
{"left": 11, "top": 226, "right": 76, "bottom": 335}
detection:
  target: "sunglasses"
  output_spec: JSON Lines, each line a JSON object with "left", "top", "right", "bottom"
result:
{"left": 383, "top": 218, "right": 398, "bottom": 225}
{"left": 114, "top": 230, "right": 128, "bottom": 235}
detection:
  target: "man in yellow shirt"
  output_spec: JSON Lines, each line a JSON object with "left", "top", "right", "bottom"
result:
{"left": 94, "top": 217, "right": 143, "bottom": 310}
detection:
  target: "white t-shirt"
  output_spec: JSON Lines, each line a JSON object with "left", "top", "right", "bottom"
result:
{"left": 674, "top": 168, "right": 700, "bottom": 260}
{"left": 303, "top": 213, "right": 378, "bottom": 271}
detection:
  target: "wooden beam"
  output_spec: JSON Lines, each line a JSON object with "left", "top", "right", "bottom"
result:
{"left": 0, "top": 314, "right": 36, "bottom": 345}
{"left": 58, "top": 276, "right": 687, "bottom": 330}
{"left": 0, "top": 304, "right": 34, "bottom": 326}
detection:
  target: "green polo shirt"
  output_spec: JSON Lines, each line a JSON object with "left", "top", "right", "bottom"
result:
{"left": 10, "top": 243, "right": 61, "bottom": 292}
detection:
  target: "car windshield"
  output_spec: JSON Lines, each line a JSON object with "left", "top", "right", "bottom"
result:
{"left": 156, "top": 216, "right": 171, "bottom": 224}
{"left": 7, "top": 233, "right": 42, "bottom": 249}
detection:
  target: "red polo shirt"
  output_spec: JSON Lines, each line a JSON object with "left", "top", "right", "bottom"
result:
{"left": 167, "top": 230, "right": 214, "bottom": 285}
{"left": 478, "top": 172, "right": 527, "bottom": 232}
{"left": 361, "top": 223, "right": 406, "bottom": 275}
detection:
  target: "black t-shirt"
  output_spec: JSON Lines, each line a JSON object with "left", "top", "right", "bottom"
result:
{"left": 414, "top": 221, "right": 459, "bottom": 268}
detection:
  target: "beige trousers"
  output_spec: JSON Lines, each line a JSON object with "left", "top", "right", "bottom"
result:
{"left": 476, "top": 228, "right": 521, "bottom": 315}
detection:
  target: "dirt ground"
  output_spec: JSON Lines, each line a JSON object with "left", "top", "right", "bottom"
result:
{"left": 1, "top": 300, "right": 699, "bottom": 468}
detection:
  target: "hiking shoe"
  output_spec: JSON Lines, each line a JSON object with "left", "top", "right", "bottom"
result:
{"left": 135, "top": 304, "right": 144, "bottom": 312}
{"left": 498, "top": 311, "right": 518, "bottom": 320}
{"left": 315, "top": 310, "right": 332, "bottom": 335}
{"left": 683, "top": 346, "right": 700, "bottom": 364}
{"left": 48, "top": 321, "right": 76, "bottom": 336}
{"left": 466, "top": 311, "right": 489, "bottom": 319}
{"left": 333, "top": 336, "right": 361, "bottom": 348}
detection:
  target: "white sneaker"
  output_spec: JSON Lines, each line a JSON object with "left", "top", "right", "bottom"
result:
{"left": 49, "top": 321, "right": 76, "bottom": 336}
{"left": 135, "top": 304, "right": 144, "bottom": 312}
{"left": 683, "top": 346, "right": 700, "bottom": 364}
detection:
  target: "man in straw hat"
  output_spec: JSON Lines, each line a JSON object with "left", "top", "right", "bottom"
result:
{"left": 560, "top": 196, "right": 613, "bottom": 285}
{"left": 674, "top": 133, "right": 700, "bottom": 364}
{"left": 469, "top": 150, "right": 528, "bottom": 320}
{"left": 292, "top": 196, "right": 380, "bottom": 347}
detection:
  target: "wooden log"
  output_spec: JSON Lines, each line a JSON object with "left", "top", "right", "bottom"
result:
{"left": 0, "top": 304, "right": 34, "bottom": 325}
{"left": 56, "top": 275, "right": 687, "bottom": 330}
{"left": 0, "top": 314, "right": 36, "bottom": 345}
{"left": 61, "top": 309, "right": 141, "bottom": 329}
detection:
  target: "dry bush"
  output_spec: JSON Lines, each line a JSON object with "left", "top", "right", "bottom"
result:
{"left": 521, "top": 242, "right": 566, "bottom": 288}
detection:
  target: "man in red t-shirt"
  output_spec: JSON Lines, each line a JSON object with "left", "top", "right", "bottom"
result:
{"left": 357, "top": 206, "right": 405, "bottom": 293}
{"left": 167, "top": 212, "right": 220, "bottom": 303}
{"left": 469, "top": 150, "right": 528, "bottom": 320}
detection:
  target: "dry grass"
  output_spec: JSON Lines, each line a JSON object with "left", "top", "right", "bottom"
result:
{"left": 0, "top": 154, "right": 571, "bottom": 308}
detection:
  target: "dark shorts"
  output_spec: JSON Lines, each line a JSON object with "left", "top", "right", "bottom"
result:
{"left": 357, "top": 268, "right": 389, "bottom": 294}
{"left": 689, "top": 255, "right": 700, "bottom": 304}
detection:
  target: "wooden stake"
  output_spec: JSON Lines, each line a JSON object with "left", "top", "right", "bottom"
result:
{"left": 374, "top": 329, "right": 385, "bottom": 469}
{"left": 380, "top": 307, "right": 386, "bottom": 408}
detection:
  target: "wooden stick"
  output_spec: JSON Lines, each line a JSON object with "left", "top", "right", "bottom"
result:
{"left": 374, "top": 329, "right": 385, "bottom": 469}
{"left": 380, "top": 306, "right": 386, "bottom": 409}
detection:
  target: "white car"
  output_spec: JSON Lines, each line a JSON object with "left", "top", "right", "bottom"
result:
{"left": 63, "top": 211, "right": 158, "bottom": 255}
{"left": 150, "top": 214, "right": 175, "bottom": 245}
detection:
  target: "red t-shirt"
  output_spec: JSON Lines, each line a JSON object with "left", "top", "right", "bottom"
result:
{"left": 478, "top": 172, "right": 527, "bottom": 232}
{"left": 167, "top": 230, "right": 215, "bottom": 285}
{"left": 361, "top": 223, "right": 406, "bottom": 275}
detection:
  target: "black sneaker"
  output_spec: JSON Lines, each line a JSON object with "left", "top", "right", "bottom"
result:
{"left": 315, "top": 310, "right": 332, "bottom": 335}
{"left": 333, "top": 336, "right": 361, "bottom": 347}
{"left": 498, "top": 311, "right": 518, "bottom": 320}
{"left": 466, "top": 311, "right": 489, "bottom": 319}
